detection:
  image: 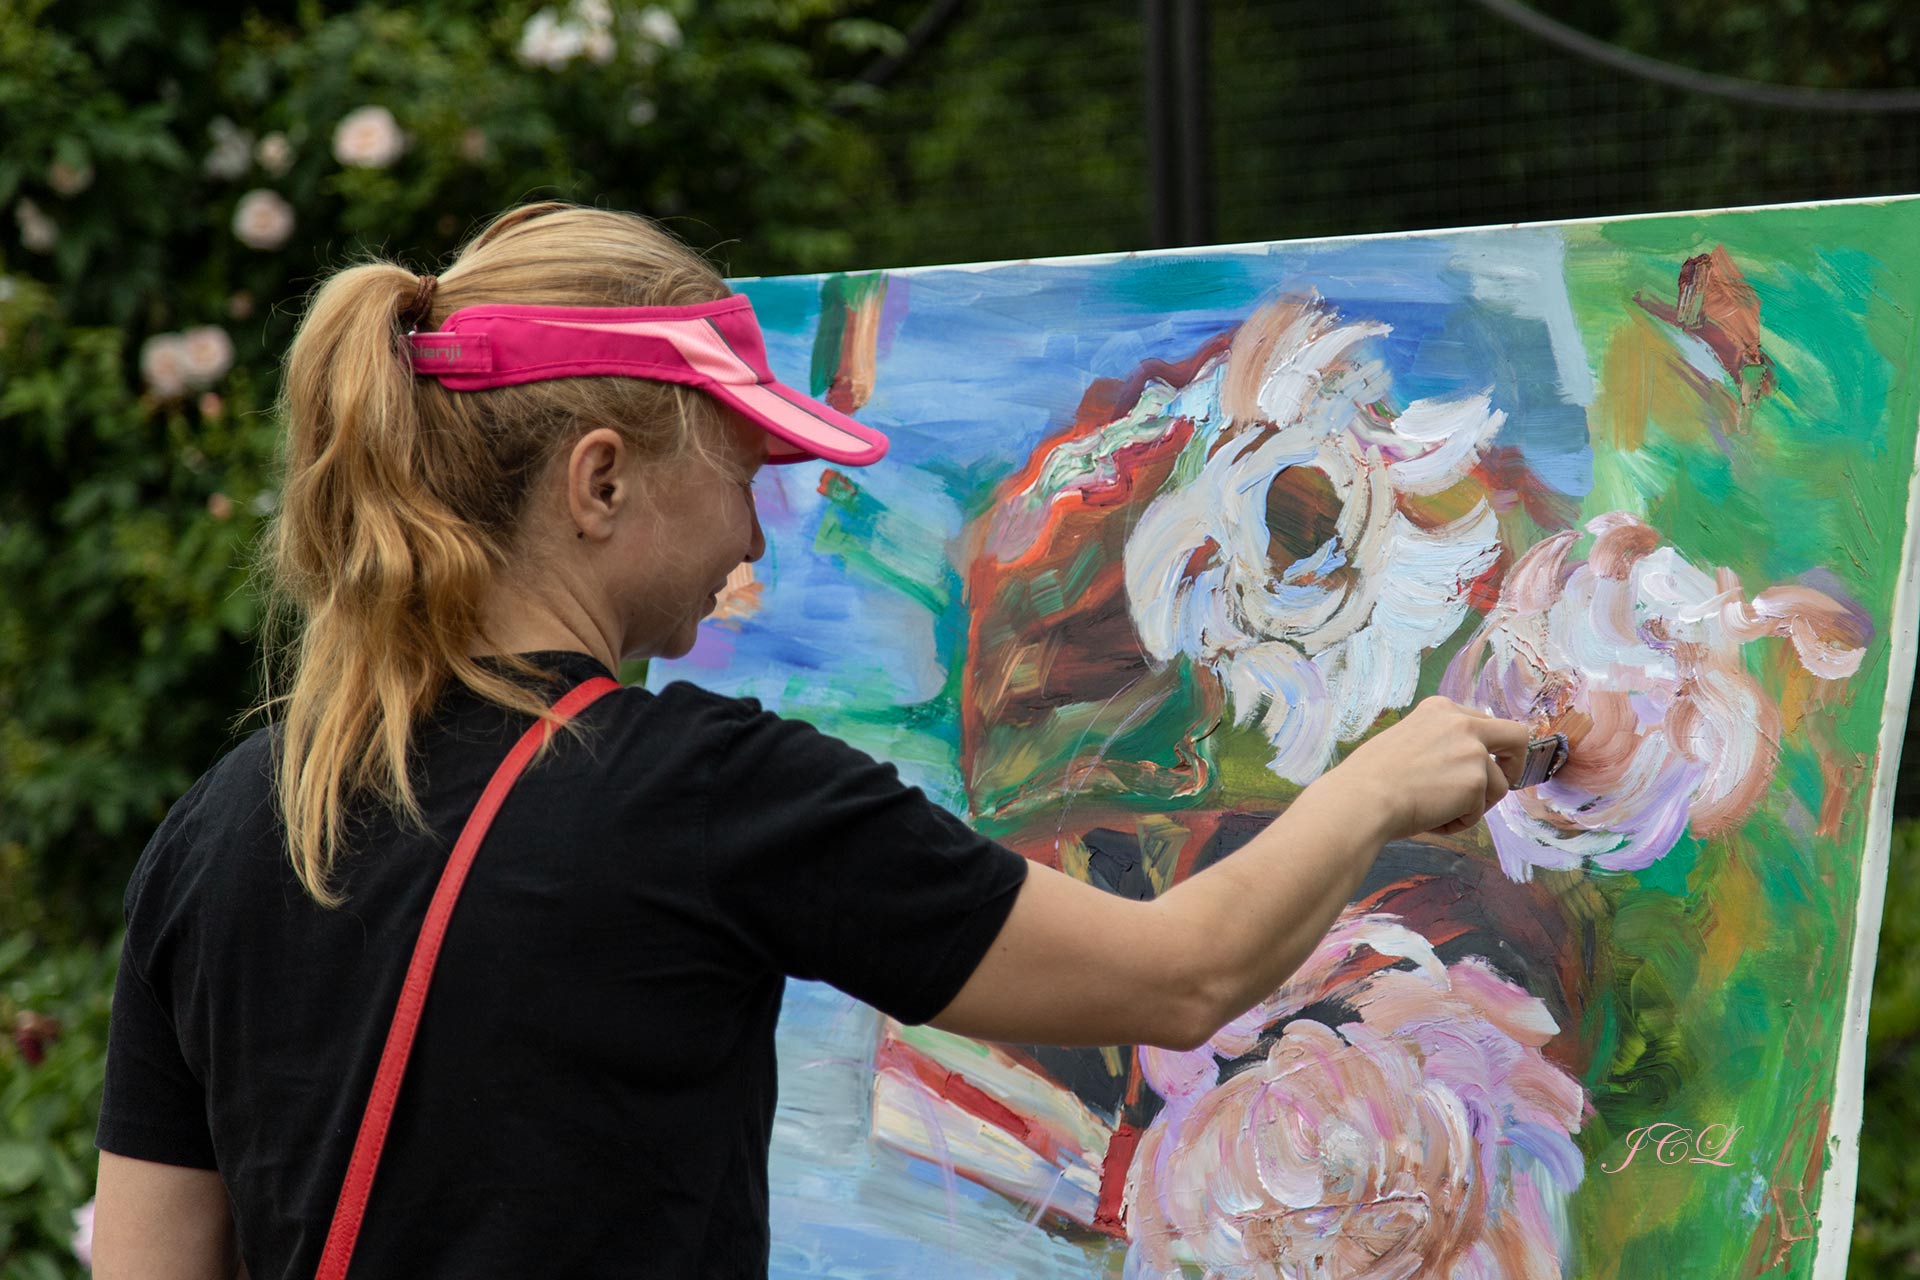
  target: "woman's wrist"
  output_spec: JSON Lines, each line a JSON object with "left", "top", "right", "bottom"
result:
{"left": 1297, "top": 758, "right": 1405, "bottom": 850}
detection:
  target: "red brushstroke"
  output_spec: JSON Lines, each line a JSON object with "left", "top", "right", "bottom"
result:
{"left": 876, "top": 1034, "right": 1072, "bottom": 1165}
{"left": 1092, "top": 1121, "right": 1143, "bottom": 1238}
{"left": 960, "top": 340, "right": 1229, "bottom": 793}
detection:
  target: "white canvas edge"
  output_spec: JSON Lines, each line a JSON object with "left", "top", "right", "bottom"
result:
{"left": 735, "top": 191, "right": 1920, "bottom": 282}
{"left": 1814, "top": 399, "right": 1920, "bottom": 1276}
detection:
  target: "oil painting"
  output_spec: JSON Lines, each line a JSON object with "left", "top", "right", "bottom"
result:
{"left": 652, "top": 197, "right": 1920, "bottom": 1278}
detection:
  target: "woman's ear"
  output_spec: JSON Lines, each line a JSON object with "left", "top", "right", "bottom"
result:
{"left": 566, "top": 428, "right": 629, "bottom": 541}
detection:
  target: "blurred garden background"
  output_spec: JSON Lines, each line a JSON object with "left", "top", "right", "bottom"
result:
{"left": 3, "top": 0, "right": 1920, "bottom": 1274}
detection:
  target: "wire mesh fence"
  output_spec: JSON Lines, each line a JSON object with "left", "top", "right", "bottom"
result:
{"left": 846, "top": 0, "right": 1920, "bottom": 810}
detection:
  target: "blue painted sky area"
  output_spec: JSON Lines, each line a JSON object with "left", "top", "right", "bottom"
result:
{"left": 649, "top": 230, "right": 1603, "bottom": 1273}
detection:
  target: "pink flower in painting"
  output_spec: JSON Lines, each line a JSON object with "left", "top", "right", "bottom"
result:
{"left": 1442, "top": 512, "right": 1870, "bottom": 879}
{"left": 1125, "top": 913, "right": 1584, "bottom": 1279}
{"left": 1120, "top": 296, "right": 1505, "bottom": 783}
{"left": 331, "top": 106, "right": 406, "bottom": 170}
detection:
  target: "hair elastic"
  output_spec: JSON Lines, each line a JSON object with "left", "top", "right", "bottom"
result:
{"left": 399, "top": 274, "right": 439, "bottom": 334}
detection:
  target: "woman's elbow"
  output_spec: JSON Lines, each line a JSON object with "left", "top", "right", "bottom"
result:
{"left": 1137, "top": 970, "right": 1236, "bottom": 1053}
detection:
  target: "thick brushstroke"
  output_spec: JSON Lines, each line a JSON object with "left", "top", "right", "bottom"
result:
{"left": 1122, "top": 912, "right": 1584, "bottom": 1279}
{"left": 1442, "top": 511, "right": 1870, "bottom": 878}
{"left": 1122, "top": 296, "right": 1505, "bottom": 783}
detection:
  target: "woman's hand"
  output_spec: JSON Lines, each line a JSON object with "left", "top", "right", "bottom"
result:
{"left": 1319, "top": 696, "right": 1531, "bottom": 841}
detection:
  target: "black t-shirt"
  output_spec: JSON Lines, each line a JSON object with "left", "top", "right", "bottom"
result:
{"left": 96, "top": 652, "right": 1028, "bottom": 1278}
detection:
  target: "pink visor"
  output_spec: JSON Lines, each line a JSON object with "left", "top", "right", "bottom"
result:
{"left": 406, "top": 296, "right": 889, "bottom": 466}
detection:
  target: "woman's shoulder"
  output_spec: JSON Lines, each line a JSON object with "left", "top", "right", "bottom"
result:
{"left": 122, "top": 723, "right": 281, "bottom": 917}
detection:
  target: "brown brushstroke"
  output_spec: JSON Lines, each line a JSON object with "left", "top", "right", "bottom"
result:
{"left": 1588, "top": 516, "right": 1661, "bottom": 579}
{"left": 959, "top": 338, "right": 1230, "bottom": 810}
{"left": 1637, "top": 246, "right": 1777, "bottom": 406}
{"left": 826, "top": 289, "right": 884, "bottom": 412}
{"left": 1218, "top": 297, "right": 1328, "bottom": 424}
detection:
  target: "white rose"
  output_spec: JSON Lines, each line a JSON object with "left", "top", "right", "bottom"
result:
{"left": 48, "top": 160, "right": 94, "bottom": 196}
{"left": 574, "top": 0, "right": 613, "bottom": 28}
{"left": 256, "top": 132, "right": 294, "bottom": 177}
{"left": 627, "top": 98, "right": 658, "bottom": 126}
{"left": 232, "top": 188, "right": 295, "bottom": 251}
{"left": 636, "top": 6, "right": 682, "bottom": 48}
{"left": 141, "top": 333, "right": 192, "bottom": 399}
{"left": 203, "top": 117, "right": 254, "bottom": 180}
{"left": 518, "top": 10, "right": 585, "bottom": 68}
{"left": 582, "top": 27, "right": 616, "bottom": 63}
{"left": 332, "top": 105, "right": 406, "bottom": 169}
{"left": 179, "top": 325, "right": 235, "bottom": 387}
{"left": 14, "top": 198, "right": 57, "bottom": 253}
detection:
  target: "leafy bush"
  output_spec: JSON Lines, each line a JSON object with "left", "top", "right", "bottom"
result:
{"left": 0, "top": 0, "right": 900, "bottom": 940}
{"left": 1851, "top": 820, "right": 1920, "bottom": 1276}
{"left": 0, "top": 934, "right": 115, "bottom": 1280}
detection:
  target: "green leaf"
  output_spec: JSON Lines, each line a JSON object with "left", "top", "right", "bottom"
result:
{"left": 0, "top": 1142, "right": 44, "bottom": 1195}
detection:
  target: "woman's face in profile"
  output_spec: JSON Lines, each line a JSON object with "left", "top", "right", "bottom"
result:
{"left": 612, "top": 412, "right": 769, "bottom": 662}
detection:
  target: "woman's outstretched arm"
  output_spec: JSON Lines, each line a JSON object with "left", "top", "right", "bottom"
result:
{"left": 930, "top": 696, "right": 1531, "bottom": 1050}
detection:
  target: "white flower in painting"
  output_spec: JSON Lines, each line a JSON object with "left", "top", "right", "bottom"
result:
{"left": 203, "top": 117, "right": 254, "bottom": 180}
{"left": 255, "top": 132, "right": 294, "bottom": 177}
{"left": 1443, "top": 512, "right": 1869, "bottom": 879}
{"left": 1123, "top": 296, "right": 1504, "bottom": 784}
{"left": 332, "top": 105, "right": 406, "bottom": 169}
{"left": 232, "top": 188, "right": 294, "bottom": 250}
{"left": 14, "top": 198, "right": 57, "bottom": 253}
{"left": 179, "top": 325, "right": 235, "bottom": 387}
{"left": 635, "top": 6, "right": 682, "bottom": 49}
{"left": 141, "top": 333, "right": 193, "bottom": 399}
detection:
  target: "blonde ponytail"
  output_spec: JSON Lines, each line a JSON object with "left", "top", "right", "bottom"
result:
{"left": 266, "top": 203, "right": 730, "bottom": 905}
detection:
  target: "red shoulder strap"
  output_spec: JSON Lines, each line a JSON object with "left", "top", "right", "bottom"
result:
{"left": 314, "top": 674, "right": 622, "bottom": 1280}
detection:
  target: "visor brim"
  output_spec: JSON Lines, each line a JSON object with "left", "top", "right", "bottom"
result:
{"left": 711, "top": 380, "right": 890, "bottom": 467}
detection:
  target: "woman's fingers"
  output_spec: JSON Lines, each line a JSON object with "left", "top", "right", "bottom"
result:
{"left": 1477, "top": 718, "right": 1534, "bottom": 778}
{"left": 1483, "top": 753, "right": 1510, "bottom": 810}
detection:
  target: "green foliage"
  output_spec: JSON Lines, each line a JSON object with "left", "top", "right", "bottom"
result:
{"left": 1850, "top": 821, "right": 1920, "bottom": 1277}
{"left": 0, "top": 0, "right": 899, "bottom": 941}
{"left": 0, "top": 934, "right": 116, "bottom": 1280}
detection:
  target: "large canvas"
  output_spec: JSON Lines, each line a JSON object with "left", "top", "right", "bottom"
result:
{"left": 651, "top": 197, "right": 1920, "bottom": 1278}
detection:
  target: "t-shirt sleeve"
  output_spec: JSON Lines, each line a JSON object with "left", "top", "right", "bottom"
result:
{"left": 700, "top": 702, "right": 1029, "bottom": 1025}
{"left": 96, "top": 933, "right": 217, "bottom": 1169}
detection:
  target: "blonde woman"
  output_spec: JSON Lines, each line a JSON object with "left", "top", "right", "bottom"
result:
{"left": 90, "top": 203, "right": 1530, "bottom": 1279}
